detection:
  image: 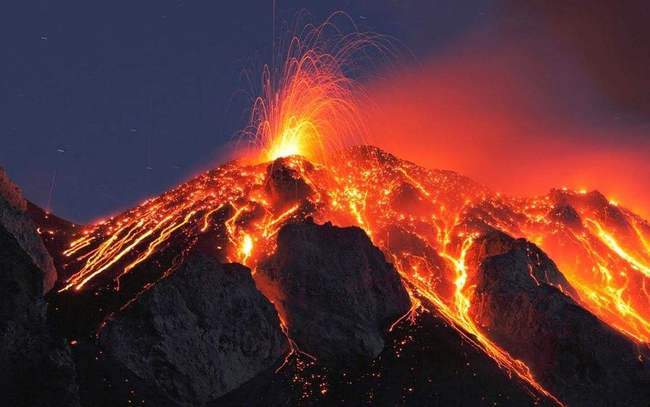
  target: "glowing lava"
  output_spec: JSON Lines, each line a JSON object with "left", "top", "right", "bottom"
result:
{"left": 53, "top": 142, "right": 650, "bottom": 406}
{"left": 517, "top": 191, "right": 650, "bottom": 343}
{"left": 239, "top": 13, "right": 392, "bottom": 163}
{"left": 50, "top": 16, "right": 650, "bottom": 407}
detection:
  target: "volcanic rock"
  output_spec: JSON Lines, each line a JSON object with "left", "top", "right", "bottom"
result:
{"left": 383, "top": 224, "right": 454, "bottom": 297}
{"left": 26, "top": 201, "right": 80, "bottom": 279}
{"left": 390, "top": 182, "right": 436, "bottom": 216}
{"left": 548, "top": 204, "right": 582, "bottom": 228}
{"left": 468, "top": 231, "right": 650, "bottom": 406}
{"left": 0, "top": 224, "right": 79, "bottom": 407}
{"left": 467, "top": 230, "right": 579, "bottom": 299}
{"left": 549, "top": 188, "right": 610, "bottom": 210}
{"left": 549, "top": 188, "right": 631, "bottom": 231}
{"left": 0, "top": 167, "right": 57, "bottom": 292}
{"left": 264, "top": 157, "right": 314, "bottom": 209}
{"left": 97, "top": 254, "right": 288, "bottom": 406}
{"left": 256, "top": 219, "right": 411, "bottom": 366}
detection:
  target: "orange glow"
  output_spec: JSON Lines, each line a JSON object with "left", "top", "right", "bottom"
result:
{"left": 53, "top": 18, "right": 650, "bottom": 406}
{"left": 239, "top": 234, "right": 254, "bottom": 265}
{"left": 586, "top": 218, "right": 650, "bottom": 277}
{"left": 363, "top": 36, "right": 650, "bottom": 220}
{"left": 55, "top": 145, "right": 650, "bottom": 404}
{"left": 514, "top": 190, "right": 650, "bottom": 343}
{"left": 239, "top": 13, "right": 392, "bottom": 163}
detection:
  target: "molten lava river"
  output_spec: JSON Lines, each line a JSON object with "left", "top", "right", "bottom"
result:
{"left": 46, "top": 143, "right": 650, "bottom": 405}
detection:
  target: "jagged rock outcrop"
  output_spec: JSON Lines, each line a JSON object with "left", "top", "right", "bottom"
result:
{"left": 97, "top": 254, "right": 288, "bottom": 406}
{"left": 467, "top": 230, "right": 579, "bottom": 299}
{"left": 256, "top": 219, "right": 411, "bottom": 366}
{"left": 548, "top": 204, "right": 582, "bottom": 228}
{"left": 467, "top": 231, "right": 650, "bottom": 406}
{"left": 0, "top": 167, "right": 57, "bottom": 292}
{"left": 382, "top": 224, "right": 454, "bottom": 298}
{"left": 550, "top": 188, "right": 631, "bottom": 233}
{"left": 390, "top": 182, "right": 436, "bottom": 216}
{"left": 264, "top": 157, "right": 315, "bottom": 209}
{"left": 26, "top": 201, "right": 80, "bottom": 279}
{"left": 0, "top": 224, "right": 79, "bottom": 407}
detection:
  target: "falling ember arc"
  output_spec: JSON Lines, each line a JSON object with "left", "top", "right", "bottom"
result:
{"left": 237, "top": 12, "right": 396, "bottom": 164}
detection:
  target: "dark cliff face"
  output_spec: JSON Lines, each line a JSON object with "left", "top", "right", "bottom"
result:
{"left": 26, "top": 201, "right": 80, "bottom": 282}
{"left": 0, "top": 224, "right": 79, "bottom": 407}
{"left": 256, "top": 220, "right": 412, "bottom": 366}
{"left": 0, "top": 167, "right": 58, "bottom": 292}
{"left": 80, "top": 254, "right": 289, "bottom": 407}
{"left": 265, "top": 157, "right": 316, "bottom": 211}
{"left": 466, "top": 229, "right": 579, "bottom": 300}
{"left": 468, "top": 231, "right": 650, "bottom": 406}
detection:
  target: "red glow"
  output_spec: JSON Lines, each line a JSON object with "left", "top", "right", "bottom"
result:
{"left": 364, "top": 36, "right": 650, "bottom": 219}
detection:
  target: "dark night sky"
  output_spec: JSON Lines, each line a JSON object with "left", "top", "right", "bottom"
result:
{"left": 1, "top": 1, "right": 648, "bottom": 222}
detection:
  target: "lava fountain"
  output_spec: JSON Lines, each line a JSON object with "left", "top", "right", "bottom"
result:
{"left": 239, "top": 12, "right": 392, "bottom": 163}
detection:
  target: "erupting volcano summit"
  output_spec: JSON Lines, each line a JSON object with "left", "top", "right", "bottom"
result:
{"left": 1, "top": 142, "right": 649, "bottom": 406}
{"left": 3, "top": 10, "right": 650, "bottom": 407}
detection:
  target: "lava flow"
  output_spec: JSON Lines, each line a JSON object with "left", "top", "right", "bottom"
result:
{"left": 48, "top": 16, "right": 650, "bottom": 407}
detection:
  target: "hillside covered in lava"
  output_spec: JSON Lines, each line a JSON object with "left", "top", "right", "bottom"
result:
{"left": 2, "top": 145, "right": 650, "bottom": 406}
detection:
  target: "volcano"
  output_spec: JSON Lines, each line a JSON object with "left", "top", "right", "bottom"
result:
{"left": 1, "top": 145, "right": 650, "bottom": 406}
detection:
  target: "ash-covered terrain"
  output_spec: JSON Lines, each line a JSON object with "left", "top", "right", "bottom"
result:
{"left": 2, "top": 146, "right": 650, "bottom": 406}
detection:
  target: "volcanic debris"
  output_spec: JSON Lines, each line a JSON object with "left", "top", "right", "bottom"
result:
{"left": 0, "top": 167, "right": 57, "bottom": 292}
{"left": 256, "top": 219, "right": 412, "bottom": 365}
{"left": 468, "top": 231, "right": 650, "bottom": 406}
{"left": 94, "top": 254, "right": 288, "bottom": 406}
{"left": 0, "top": 223, "right": 79, "bottom": 406}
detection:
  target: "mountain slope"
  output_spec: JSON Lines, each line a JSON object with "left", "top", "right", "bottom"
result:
{"left": 29, "top": 145, "right": 650, "bottom": 406}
